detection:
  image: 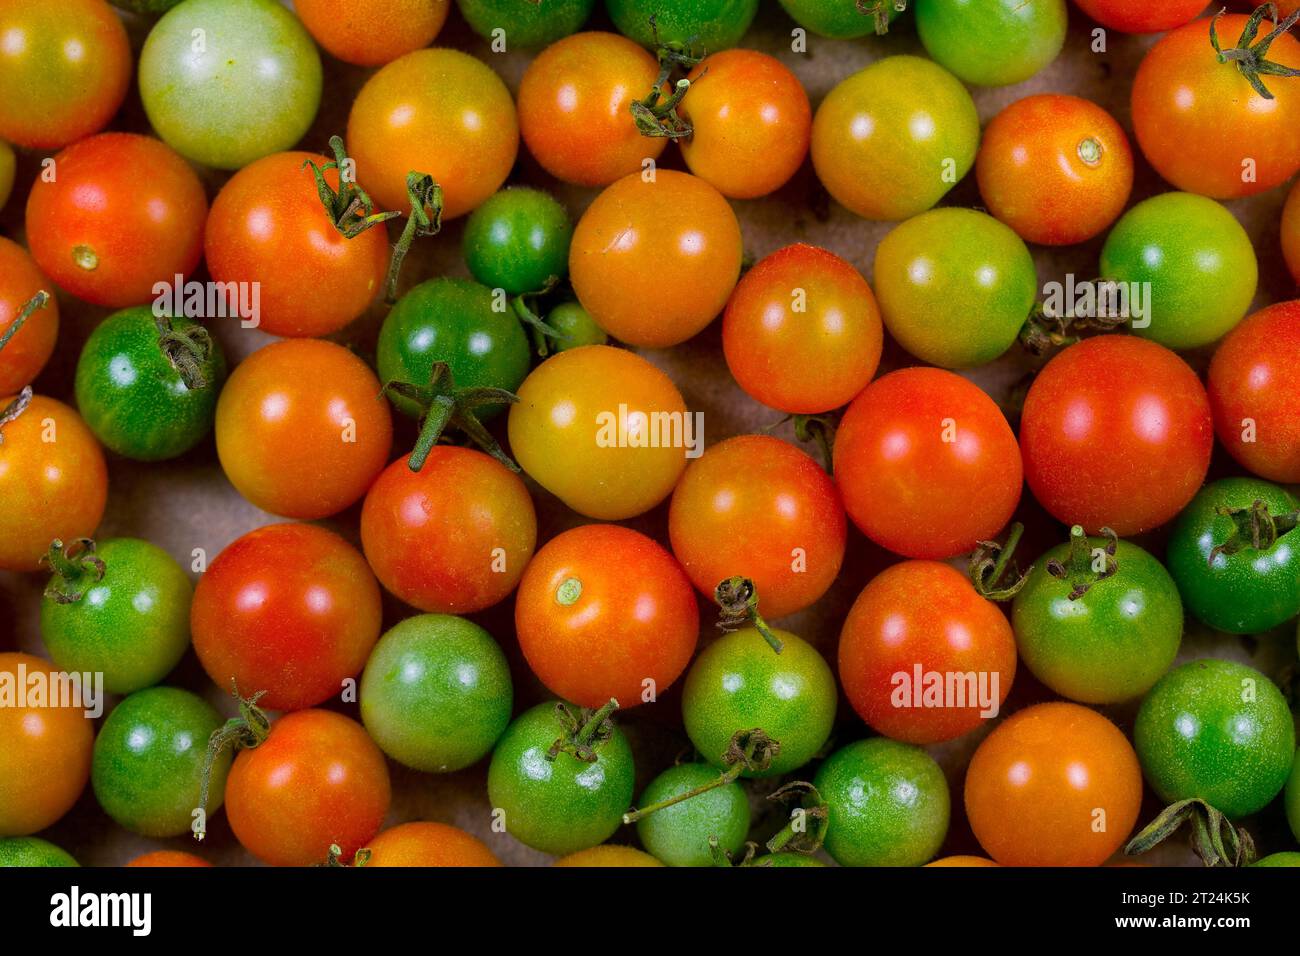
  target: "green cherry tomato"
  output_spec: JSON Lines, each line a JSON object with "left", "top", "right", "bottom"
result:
{"left": 360, "top": 614, "right": 513, "bottom": 773}
{"left": 606, "top": 0, "right": 758, "bottom": 51}
{"left": 874, "top": 208, "right": 1037, "bottom": 368}
{"left": 74, "top": 307, "right": 227, "bottom": 462}
{"left": 139, "top": 0, "right": 323, "bottom": 170}
{"left": 916, "top": 0, "right": 1067, "bottom": 87}
{"left": 41, "top": 538, "right": 194, "bottom": 696}
{"left": 1254, "top": 852, "right": 1300, "bottom": 867}
{"left": 487, "top": 701, "right": 635, "bottom": 856}
{"left": 1012, "top": 529, "right": 1183, "bottom": 704}
{"left": 547, "top": 301, "right": 608, "bottom": 352}
{"left": 1286, "top": 753, "right": 1299, "bottom": 842}
{"left": 635, "top": 763, "right": 750, "bottom": 867}
{"left": 682, "top": 628, "right": 836, "bottom": 779}
{"left": 1135, "top": 659, "right": 1295, "bottom": 819}
{"left": 813, "top": 738, "right": 950, "bottom": 868}
{"left": 377, "top": 277, "right": 531, "bottom": 419}
{"left": 457, "top": 0, "right": 595, "bottom": 47}
{"left": 1099, "top": 193, "right": 1257, "bottom": 350}
{"left": 1166, "top": 478, "right": 1300, "bottom": 635}
{"left": 777, "top": 0, "right": 901, "bottom": 38}
{"left": 750, "top": 852, "right": 826, "bottom": 867}
{"left": 0, "top": 837, "right": 78, "bottom": 867}
{"left": 92, "top": 687, "right": 231, "bottom": 838}
{"left": 462, "top": 187, "right": 573, "bottom": 295}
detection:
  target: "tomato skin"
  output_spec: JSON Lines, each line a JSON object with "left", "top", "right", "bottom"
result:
{"left": 361, "top": 447, "right": 537, "bottom": 613}
{"left": 226, "top": 709, "right": 390, "bottom": 867}
{"left": 364, "top": 822, "right": 501, "bottom": 867}
{"left": 190, "top": 523, "right": 382, "bottom": 712}
{"left": 916, "top": 0, "right": 1066, "bottom": 87}
{"left": 554, "top": 845, "right": 663, "bottom": 866}
{"left": 777, "top": 0, "right": 900, "bottom": 37}
{"left": 814, "top": 739, "right": 950, "bottom": 867}
{"left": 874, "top": 209, "right": 1037, "bottom": 369}
{"left": 1135, "top": 660, "right": 1294, "bottom": 819}
{"left": 458, "top": 0, "right": 594, "bottom": 47}
{"left": 927, "top": 856, "right": 999, "bottom": 867}
{"left": 1287, "top": 756, "right": 1300, "bottom": 844}
{"left": 1019, "top": 335, "right": 1212, "bottom": 537}
{"left": 25, "top": 134, "right": 207, "bottom": 310}
{"left": 1072, "top": 0, "right": 1206, "bottom": 33}
{"left": 570, "top": 171, "right": 743, "bottom": 348}
{"left": 669, "top": 435, "right": 846, "bottom": 619}
{"left": 839, "top": 561, "right": 1016, "bottom": 745}
{"left": 0, "top": 139, "right": 12, "bottom": 210}
{"left": 833, "top": 367, "right": 1023, "bottom": 560}
{"left": 0, "top": 837, "right": 79, "bottom": 868}
{"left": 977, "top": 94, "right": 1134, "bottom": 246}
{"left": 606, "top": 0, "right": 758, "bottom": 51}
{"left": 294, "top": 0, "right": 450, "bottom": 66}
{"left": 1132, "top": 14, "right": 1300, "bottom": 199}
{"left": 0, "top": 653, "right": 94, "bottom": 837}
{"left": 722, "top": 244, "right": 882, "bottom": 414}
{"left": 348, "top": 48, "right": 517, "bottom": 218}
{"left": 635, "top": 763, "right": 750, "bottom": 867}
{"left": 126, "top": 851, "right": 211, "bottom": 867}
{"left": 215, "top": 340, "right": 393, "bottom": 520}
{"left": 205, "top": 152, "right": 389, "bottom": 339}
{"left": 678, "top": 50, "right": 811, "bottom": 200}
{"left": 462, "top": 187, "right": 572, "bottom": 295}
{"left": 508, "top": 345, "right": 690, "bottom": 520}
{"left": 812, "top": 57, "right": 979, "bottom": 222}
{"left": 0, "top": 238, "right": 59, "bottom": 396}
{"left": 965, "top": 702, "right": 1142, "bottom": 867}
{"left": 516, "top": 524, "right": 698, "bottom": 709}
{"left": 1284, "top": 179, "right": 1300, "bottom": 285}
{"left": 547, "top": 301, "right": 608, "bottom": 351}
{"left": 0, "top": 395, "right": 108, "bottom": 572}
{"left": 1210, "top": 302, "right": 1300, "bottom": 483}
{"left": 0, "top": 0, "right": 130, "bottom": 150}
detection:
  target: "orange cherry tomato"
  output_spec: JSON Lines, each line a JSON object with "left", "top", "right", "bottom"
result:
{"left": 294, "top": 0, "right": 450, "bottom": 66}
{"left": 204, "top": 152, "right": 390, "bottom": 338}
{"left": 1283, "top": 177, "right": 1300, "bottom": 286}
{"left": 517, "top": 31, "right": 665, "bottom": 187}
{"left": 0, "top": 237, "right": 59, "bottom": 395}
{"left": 555, "top": 845, "right": 664, "bottom": 867}
{"left": 126, "top": 851, "right": 212, "bottom": 867}
{"left": 225, "top": 709, "right": 390, "bottom": 867}
{"left": 722, "top": 243, "right": 882, "bottom": 414}
{"left": 0, "top": 652, "right": 94, "bottom": 836}
{"left": 570, "top": 170, "right": 743, "bottom": 348}
{"left": 964, "top": 702, "right": 1142, "bottom": 867}
{"left": 678, "top": 49, "right": 811, "bottom": 199}
{"left": 0, "top": 393, "right": 107, "bottom": 572}
{"left": 215, "top": 340, "right": 393, "bottom": 520}
{"left": 347, "top": 48, "right": 518, "bottom": 218}
{"left": 926, "top": 856, "right": 1001, "bottom": 867}
{"left": 515, "top": 524, "right": 698, "bottom": 709}
{"left": 364, "top": 822, "right": 501, "bottom": 867}
{"left": 976, "top": 93, "right": 1134, "bottom": 246}
{"left": 669, "top": 434, "right": 846, "bottom": 619}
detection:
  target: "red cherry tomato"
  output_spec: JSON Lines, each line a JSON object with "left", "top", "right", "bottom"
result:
{"left": 833, "top": 367, "right": 1023, "bottom": 560}
{"left": 1283, "top": 177, "right": 1300, "bottom": 286}
{"left": 722, "top": 244, "right": 882, "bottom": 414}
{"left": 25, "top": 134, "right": 207, "bottom": 309}
{"left": 190, "top": 523, "right": 382, "bottom": 711}
{"left": 1020, "top": 335, "right": 1212, "bottom": 536}
{"left": 365, "top": 822, "right": 501, "bottom": 867}
{"left": 294, "top": 0, "right": 450, "bottom": 66}
{"left": 0, "top": 238, "right": 59, "bottom": 395}
{"left": 1072, "top": 0, "right": 1207, "bottom": 33}
{"left": 514, "top": 524, "right": 698, "bottom": 709}
{"left": 838, "top": 561, "right": 1016, "bottom": 745}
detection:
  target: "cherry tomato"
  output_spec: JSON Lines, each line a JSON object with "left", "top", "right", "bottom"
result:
{"left": 1072, "top": 0, "right": 1207, "bottom": 32}
{"left": 722, "top": 244, "right": 881, "bottom": 414}
{"left": 1100, "top": 192, "right": 1257, "bottom": 349}
{"left": 226, "top": 709, "right": 390, "bottom": 867}
{"left": 777, "top": 0, "right": 901, "bottom": 37}
{"left": 215, "top": 340, "right": 393, "bottom": 520}
{"left": 294, "top": 0, "right": 450, "bottom": 66}
{"left": 874, "top": 209, "right": 1037, "bottom": 369}
{"left": 839, "top": 561, "right": 1016, "bottom": 744}
{"left": 360, "top": 614, "right": 513, "bottom": 772}
{"left": 1284, "top": 178, "right": 1300, "bottom": 285}
{"left": 458, "top": 0, "right": 595, "bottom": 47}
{"left": 517, "top": 32, "right": 665, "bottom": 187}
{"left": 811, "top": 56, "right": 979, "bottom": 221}
{"left": 669, "top": 435, "right": 846, "bottom": 619}
{"left": 965, "top": 702, "right": 1142, "bottom": 867}
{"left": 606, "top": 0, "right": 758, "bottom": 51}
{"left": 364, "top": 822, "right": 501, "bottom": 867}
{"left": 516, "top": 524, "right": 698, "bottom": 708}
{"left": 814, "top": 739, "right": 950, "bottom": 867}
{"left": 1132, "top": 12, "right": 1300, "bottom": 198}
{"left": 916, "top": 0, "right": 1067, "bottom": 87}
{"left": 977, "top": 94, "right": 1134, "bottom": 246}
{"left": 348, "top": 48, "right": 517, "bottom": 218}
{"left": 555, "top": 845, "right": 663, "bottom": 866}
{"left": 126, "top": 851, "right": 212, "bottom": 867}
{"left": 190, "top": 523, "right": 382, "bottom": 712}
{"left": 0, "top": 653, "right": 93, "bottom": 837}
{"left": 570, "top": 171, "right": 743, "bottom": 348}
{"left": 927, "top": 856, "right": 1000, "bottom": 867}
{"left": 462, "top": 187, "right": 572, "bottom": 295}
{"left": 0, "top": 0, "right": 130, "bottom": 150}
{"left": 139, "top": 0, "right": 322, "bottom": 170}
{"left": 0, "top": 837, "right": 78, "bottom": 868}
{"left": 833, "top": 367, "right": 1023, "bottom": 560}
{"left": 508, "top": 345, "right": 690, "bottom": 520}
{"left": 634, "top": 763, "right": 750, "bottom": 867}
{"left": 205, "top": 151, "right": 390, "bottom": 339}
{"left": 25, "top": 134, "right": 207, "bottom": 309}
{"left": 1135, "top": 659, "right": 1294, "bottom": 818}
{"left": 678, "top": 50, "right": 811, "bottom": 200}
{"left": 0, "top": 238, "right": 59, "bottom": 396}
{"left": 547, "top": 301, "right": 608, "bottom": 351}
{"left": 360, "top": 447, "right": 537, "bottom": 613}
{"left": 0, "top": 393, "right": 108, "bottom": 572}
{"left": 1255, "top": 852, "right": 1300, "bottom": 867}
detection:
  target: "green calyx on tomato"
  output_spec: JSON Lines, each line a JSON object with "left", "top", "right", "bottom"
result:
{"left": 714, "top": 576, "right": 784, "bottom": 653}
{"left": 197, "top": 683, "right": 271, "bottom": 840}
{"left": 633, "top": 762, "right": 752, "bottom": 867}
{"left": 624, "top": 728, "right": 777, "bottom": 825}
{"left": 1210, "top": 4, "right": 1300, "bottom": 100}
